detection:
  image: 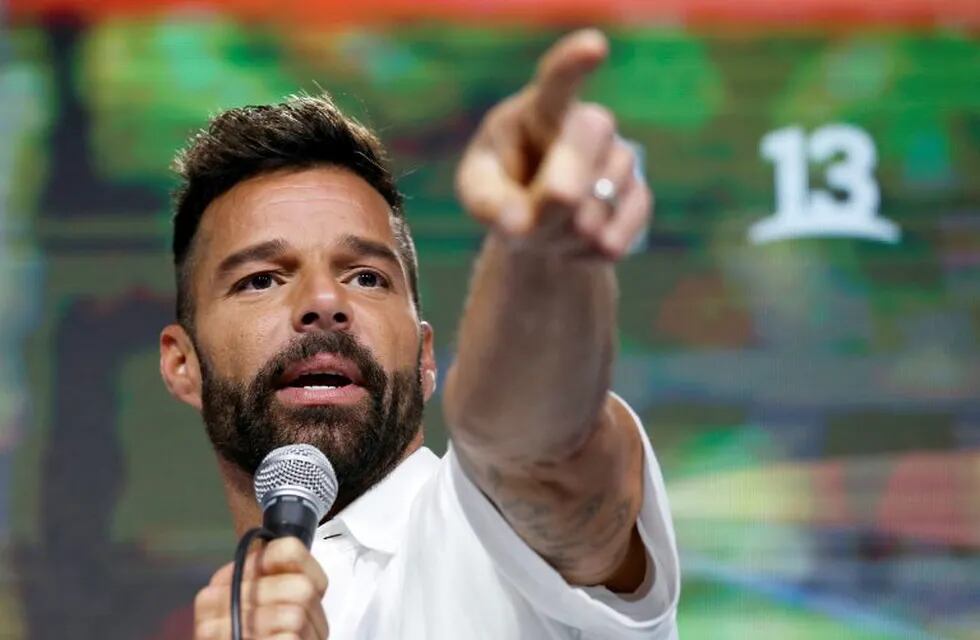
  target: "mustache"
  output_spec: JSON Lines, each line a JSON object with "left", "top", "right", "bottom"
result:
{"left": 253, "top": 331, "right": 387, "bottom": 396}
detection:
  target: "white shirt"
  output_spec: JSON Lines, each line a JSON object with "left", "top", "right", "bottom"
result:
{"left": 312, "top": 403, "right": 680, "bottom": 639}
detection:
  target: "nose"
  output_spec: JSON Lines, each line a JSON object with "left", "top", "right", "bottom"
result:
{"left": 291, "top": 274, "right": 353, "bottom": 334}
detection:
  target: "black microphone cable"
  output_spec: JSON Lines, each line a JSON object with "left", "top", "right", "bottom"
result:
{"left": 231, "top": 526, "right": 273, "bottom": 640}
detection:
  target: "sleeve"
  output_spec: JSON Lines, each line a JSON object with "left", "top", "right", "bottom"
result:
{"left": 445, "top": 394, "right": 680, "bottom": 639}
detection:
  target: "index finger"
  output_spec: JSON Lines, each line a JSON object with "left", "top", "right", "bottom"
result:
{"left": 260, "top": 537, "right": 328, "bottom": 594}
{"left": 209, "top": 538, "right": 327, "bottom": 593}
{"left": 525, "top": 29, "right": 609, "bottom": 143}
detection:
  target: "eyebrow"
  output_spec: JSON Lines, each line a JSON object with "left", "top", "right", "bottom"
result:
{"left": 216, "top": 238, "right": 291, "bottom": 277}
{"left": 338, "top": 234, "right": 401, "bottom": 271}
{"left": 214, "top": 234, "right": 402, "bottom": 278}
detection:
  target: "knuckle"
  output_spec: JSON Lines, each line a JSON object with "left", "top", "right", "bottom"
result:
{"left": 293, "top": 575, "right": 317, "bottom": 603}
{"left": 575, "top": 206, "right": 603, "bottom": 235}
{"left": 193, "top": 586, "right": 216, "bottom": 613}
{"left": 271, "top": 536, "right": 305, "bottom": 562}
{"left": 615, "top": 143, "right": 636, "bottom": 174}
{"left": 622, "top": 197, "right": 646, "bottom": 227}
{"left": 575, "top": 103, "right": 616, "bottom": 138}
{"left": 193, "top": 589, "right": 207, "bottom": 612}
{"left": 194, "top": 619, "right": 218, "bottom": 639}
{"left": 289, "top": 538, "right": 309, "bottom": 558}
{"left": 467, "top": 196, "right": 497, "bottom": 225}
{"left": 208, "top": 562, "right": 231, "bottom": 586}
{"left": 276, "top": 604, "right": 307, "bottom": 631}
{"left": 539, "top": 181, "right": 581, "bottom": 210}
{"left": 316, "top": 565, "right": 329, "bottom": 591}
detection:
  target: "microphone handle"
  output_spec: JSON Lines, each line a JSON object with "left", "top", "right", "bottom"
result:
{"left": 262, "top": 495, "right": 319, "bottom": 548}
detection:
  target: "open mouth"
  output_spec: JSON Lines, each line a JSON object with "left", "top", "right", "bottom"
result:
{"left": 285, "top": 372, "right": 354, "bottom": 390}
{"left": 274, "top": 353, "right": 367, "bottom": 406}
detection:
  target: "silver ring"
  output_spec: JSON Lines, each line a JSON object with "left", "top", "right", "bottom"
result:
{"left": 592, "top": 177, "right": 618, "bottom": 208}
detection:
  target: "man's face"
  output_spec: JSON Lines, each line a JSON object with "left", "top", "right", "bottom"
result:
{"left": 167, "top": 167, "right": 433, "bottom": 506}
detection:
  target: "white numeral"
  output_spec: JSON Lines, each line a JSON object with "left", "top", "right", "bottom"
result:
{"left": 760, "top": 126, "right": 808, "bottom": 221}
{"left": 749, "top": 124, "right": 899, "bottom": 244}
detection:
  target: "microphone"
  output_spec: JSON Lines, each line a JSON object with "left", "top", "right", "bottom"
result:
{"left": 232, "top": 446, "right": 337, "bottom": 640}
{"left": 253, "top": 444, "right": 339, "bottom": 548}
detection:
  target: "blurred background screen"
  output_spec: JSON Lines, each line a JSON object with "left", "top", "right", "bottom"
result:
{"left": 1, "top": 0, "right": 978, "bottom": 638}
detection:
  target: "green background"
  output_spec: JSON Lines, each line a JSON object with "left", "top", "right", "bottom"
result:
{"left": 0, "top": 5, "right": 978, "bottom": 639}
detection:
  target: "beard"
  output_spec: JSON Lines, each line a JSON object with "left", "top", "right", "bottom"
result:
{"left": 198, "top": 330, "right": 424, "bottom": 511}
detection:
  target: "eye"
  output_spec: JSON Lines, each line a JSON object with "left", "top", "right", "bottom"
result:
{"left": 234, "top": 272, "right": 282, "bottom": 293}
{"left": 350, "top": 270, "right": 389, "bottom": 289}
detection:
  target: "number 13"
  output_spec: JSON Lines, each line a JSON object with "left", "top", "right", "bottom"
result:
{"left": 762, "top": 124, "right": 880, "bottom": 220}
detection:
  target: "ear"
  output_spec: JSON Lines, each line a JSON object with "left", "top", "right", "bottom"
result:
{"left": 160, "top": 323, "right": 203, "bottom": 411}
{"left": 420, "top": 321, "right": 438, "bottom": 402}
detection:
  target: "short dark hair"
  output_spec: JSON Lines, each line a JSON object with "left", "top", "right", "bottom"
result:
{"left": 171, "top": 93, "right": 420, "bottom": 328}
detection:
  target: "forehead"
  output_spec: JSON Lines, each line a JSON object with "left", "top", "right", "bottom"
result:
{"left": 195, "top": 166, "right": 397, "bottom": 263}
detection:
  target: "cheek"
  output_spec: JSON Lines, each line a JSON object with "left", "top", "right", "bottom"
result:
{"left": 200, "top": 306, "right": 288, "bottom": 380}
{"left": 390, "top": 314, "right": 423, "bottom": 370}
{"left": 356, "top": 303, "right": 420, "bottom": 372}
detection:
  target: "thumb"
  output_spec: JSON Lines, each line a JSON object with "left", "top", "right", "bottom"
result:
{"left": 456, "top": 147, "right": 532, "bottom": 234}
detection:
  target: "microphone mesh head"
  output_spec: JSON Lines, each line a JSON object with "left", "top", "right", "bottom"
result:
{"left": 254, "top": 444, "right": 338, "bottom": 520}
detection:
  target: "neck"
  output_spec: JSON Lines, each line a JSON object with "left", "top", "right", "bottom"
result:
{"left": 216, "top": 431, "right": 426, "bottom": 538}
{"left": 216, "top": 455, "right": 262, "bottom": 538}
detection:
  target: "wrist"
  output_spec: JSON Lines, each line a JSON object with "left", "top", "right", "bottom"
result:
{"left": 487, "top": 227, "right": 610, "bottom": 266}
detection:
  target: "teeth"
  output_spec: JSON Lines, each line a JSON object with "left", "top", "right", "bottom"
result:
{"left": 304, "top": 385, "right": 338, "bottom": 390}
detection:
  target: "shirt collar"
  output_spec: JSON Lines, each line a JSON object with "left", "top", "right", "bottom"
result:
{"left": 316, "top": 446, "right": 441, "bottom": 554}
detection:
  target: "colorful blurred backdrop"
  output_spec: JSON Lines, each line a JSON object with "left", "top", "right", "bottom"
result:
{"left": 1, "top": 0, "right": 978, "bottom": 638}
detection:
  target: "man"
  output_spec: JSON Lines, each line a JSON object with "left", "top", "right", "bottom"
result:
{"left": 159, "top": 29, "right": 679, "bottom": 639}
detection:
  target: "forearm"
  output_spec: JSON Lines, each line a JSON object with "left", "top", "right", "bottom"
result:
{"left": 444, "top": 231, "right": 617, "bottom": 463}
{"left": 445, "top": 31, "right": 654, "bottom": 592}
